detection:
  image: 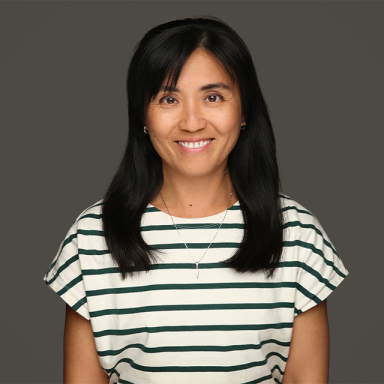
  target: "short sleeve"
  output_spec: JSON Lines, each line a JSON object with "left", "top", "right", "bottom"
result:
{"left": 291, "top": 212, "right": 349, "bottom": 316}
{"left": 43, "top": 218, "right": 90, "bottom": 320}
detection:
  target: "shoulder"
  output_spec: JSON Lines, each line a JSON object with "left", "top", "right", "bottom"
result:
{"left": 279, "top": 193, "right": 326, "bottom": 237}
{"left": 278, "top": 194, "right": 349, "bottom": 315}
{"left": 43, "top": 200, "right": 104, "bottom": 320}
{"left": 53, "top": 199, "right": 105, "bottom": 255}
{"left": 73, "top": 199, "right": 104, "bottom": 223}
{"left": 70, "top": 199, "right": 104, "bottom": 231}
{"left": 44, "top": 199, "right": 106, "bottom": 277}
{"left": 278, "top": 194, "right": 348, "bottom": 280}
{"left": 279, "top": 193, "right": 320, "bottom": 226}
{"left": 278, "top": 193, "right": 338, "bottom": 256}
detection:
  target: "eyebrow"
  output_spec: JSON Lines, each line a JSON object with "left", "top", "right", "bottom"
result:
{"left": 159, "top": 82, "right": 232, "bottom": 93}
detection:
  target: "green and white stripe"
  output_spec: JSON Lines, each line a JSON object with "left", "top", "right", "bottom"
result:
{"left": 44, "top": 195, "right": 348, "bottom": 384}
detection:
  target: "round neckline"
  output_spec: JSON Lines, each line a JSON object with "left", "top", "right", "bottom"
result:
{"left": 148, "top": 200, "right": 240, "bottom": 222}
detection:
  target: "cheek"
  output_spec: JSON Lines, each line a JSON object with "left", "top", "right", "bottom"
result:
{"left": 217, "top": 112, "right": 241, "bottom": 138}
{"left": 148, "top": 111, "right": 176, "bottom": 139}
{"left": 219, "top": 115, "right": 241, "bottom": 151}
{"left": 149, "top": 128, "right": 175, "bottom": 159}
{"left": 215, "top": 103, "right": 242, "bottom": 127}
{"left": 228, "top": 131, "right": 241, "bottom": 152}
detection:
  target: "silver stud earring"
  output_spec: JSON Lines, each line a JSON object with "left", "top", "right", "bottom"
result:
{"left": 144, "top": 126, "right": 149, "bottom": 134}
{"left": 241, "top": 123, "right": 246, "bottom": 130}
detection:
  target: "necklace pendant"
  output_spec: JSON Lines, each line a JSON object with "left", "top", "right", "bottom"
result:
{"left": 160, "top": 188, "right": 233, "bottom": 282}
{"left": 196, "top": 262, "right": 199, "bottom": 279}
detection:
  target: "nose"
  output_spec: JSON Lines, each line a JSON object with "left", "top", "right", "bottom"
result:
{"left": 178, "top": 100, "right": 207, "bottom": 132}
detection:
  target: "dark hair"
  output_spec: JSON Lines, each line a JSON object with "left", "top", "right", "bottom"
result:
{"left": 102, "top": 15, "right": 284, "bottom": 279}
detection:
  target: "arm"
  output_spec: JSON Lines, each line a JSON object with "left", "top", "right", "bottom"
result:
{"left": 282, "top": 300, "right": 329, "bottom": 384}
{"left": 64, "top": 304, "right": 110, "bottom": 384}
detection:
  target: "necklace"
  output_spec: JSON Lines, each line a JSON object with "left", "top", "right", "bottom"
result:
{"left": 159, "top": 188, "right": 234, "bottom": 279}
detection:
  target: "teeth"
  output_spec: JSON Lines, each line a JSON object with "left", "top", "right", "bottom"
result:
{"left": 179, "top": 139, "right": 212, "bottom": 149}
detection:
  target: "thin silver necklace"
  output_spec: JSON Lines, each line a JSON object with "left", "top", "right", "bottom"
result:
{"left": 159, "top": 188, "right": 234, "bottom": 279}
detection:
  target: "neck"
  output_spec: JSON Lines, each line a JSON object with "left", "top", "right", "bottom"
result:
{"left": 152, "top": 167, "right": 237, "bottom": 219}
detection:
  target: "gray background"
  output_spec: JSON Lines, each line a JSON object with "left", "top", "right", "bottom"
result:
{"left": 1, "top": 1, "right": 382, "bottom": 383}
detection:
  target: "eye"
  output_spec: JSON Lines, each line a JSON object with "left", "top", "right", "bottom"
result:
{"left": 160, "top": 96, "right": 178, "bottom": 105}
{"left": 205, "top": 94, "right": 222, "bottom": 103}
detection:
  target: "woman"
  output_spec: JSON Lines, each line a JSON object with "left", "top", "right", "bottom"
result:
{"left": 44, "top": 16, "right": 348, "bottom": 383}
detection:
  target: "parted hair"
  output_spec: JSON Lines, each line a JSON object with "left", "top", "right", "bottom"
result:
{"left": 102, "top": 15, "right": 284, "bottom": 279}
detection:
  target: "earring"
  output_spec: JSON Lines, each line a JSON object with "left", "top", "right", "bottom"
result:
{"left": 143, "top": 126, "right": 149, "bottom": 134}
{"left": 241, "top": 123, "right": 246, "bottom": 130}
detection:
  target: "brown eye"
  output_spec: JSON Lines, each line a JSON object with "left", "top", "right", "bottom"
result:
{"left": 161, "top": 97, "right": 178, "bottom": 104}
{"left": 205, "top": 95, "right": 221, "bottom": 102}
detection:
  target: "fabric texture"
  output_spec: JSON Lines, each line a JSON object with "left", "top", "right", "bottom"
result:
{"left": 43, "top": 195, "right": 349, "bottom": 384}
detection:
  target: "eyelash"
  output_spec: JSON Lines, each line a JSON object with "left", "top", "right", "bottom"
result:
{"left": 159, "top": 94, "right": 223, "bottom": 104}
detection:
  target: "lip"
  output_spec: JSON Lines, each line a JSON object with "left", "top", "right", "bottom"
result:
{"left": 176, "top": 138, "right": 214, "bottom": 153}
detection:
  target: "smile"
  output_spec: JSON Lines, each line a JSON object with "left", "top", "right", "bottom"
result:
{"left": 178, "top": 139, "right": 212, "bottom": 148}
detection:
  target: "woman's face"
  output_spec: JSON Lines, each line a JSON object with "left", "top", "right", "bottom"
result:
{"left": 146, "top": 49, "right": 244, "bottom": 179}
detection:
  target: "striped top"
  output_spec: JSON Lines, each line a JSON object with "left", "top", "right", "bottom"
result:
{"left": 43, "top": 195, "right": 348, "bottom": 384}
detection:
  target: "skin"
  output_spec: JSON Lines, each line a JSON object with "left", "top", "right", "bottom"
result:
{"left": 283, "top": 300, "right": 330, "bottom": 383}
{"left": 63, "top": 48, "right": 330, "bottom": 382}
{"left": 64, "top": 305, "right": 109, "bottom": 383}
{"left": 146, "top": 49, "right": 244, "bottom": 218}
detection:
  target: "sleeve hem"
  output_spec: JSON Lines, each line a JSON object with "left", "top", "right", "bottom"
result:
{"left": 44, "top": 277, "right": 90, "bottom": 321}
{"left": 294, "top": 269, "right": 349, "bottom": 317}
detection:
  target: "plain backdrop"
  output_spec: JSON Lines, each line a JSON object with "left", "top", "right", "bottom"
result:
{"left": 1, "top": 1, "right": 383, "bottom": 383}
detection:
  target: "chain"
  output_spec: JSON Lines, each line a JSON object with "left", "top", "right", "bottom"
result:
{"left": 159, "top": 188, "right": 234, "bottom": 279}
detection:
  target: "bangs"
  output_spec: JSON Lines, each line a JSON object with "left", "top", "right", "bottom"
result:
{"left": 143, "top": 28, "right": 201, "bottom": 104}
{"left": 141, "top": 28, "right": 237, "bottom": 107}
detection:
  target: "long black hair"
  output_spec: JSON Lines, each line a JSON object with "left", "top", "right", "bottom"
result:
{"left": 102, "top": 16, "right": 284, "bottom": 279}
